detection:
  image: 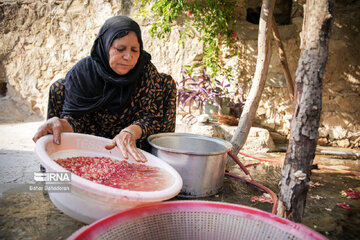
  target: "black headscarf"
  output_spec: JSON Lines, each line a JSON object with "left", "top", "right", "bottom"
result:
{"left": 62, "top": 15, "right": 151, "bottom": 114}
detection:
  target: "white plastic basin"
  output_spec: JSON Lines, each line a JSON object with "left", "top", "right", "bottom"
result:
{"left": 35, "top": 133, "right": 183, "bottom": 224}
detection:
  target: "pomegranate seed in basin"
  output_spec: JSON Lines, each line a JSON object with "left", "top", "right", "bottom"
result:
{"left": 55, "top": 156, "right": 172, "bottom": 191}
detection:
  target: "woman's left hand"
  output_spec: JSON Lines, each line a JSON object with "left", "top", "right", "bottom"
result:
{"left": 105, "top": 127, "right": 147, "bottom": 163}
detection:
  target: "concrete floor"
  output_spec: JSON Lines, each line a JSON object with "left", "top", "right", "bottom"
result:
{"left": 0, "top": 121, "right": 43, "bottom": 192}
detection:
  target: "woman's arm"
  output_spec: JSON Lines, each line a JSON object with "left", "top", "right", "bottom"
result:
{"left": 105, "top": 124, "right": 147, "bottom": 163}
{"left": 32, "top": 117, "right": 73, "bottom": 144}
{"left": 159, "top": 73, "right": 177, "bottom": 133}
{"left": 131, "top": 63, "right": 177, "bottom": 140}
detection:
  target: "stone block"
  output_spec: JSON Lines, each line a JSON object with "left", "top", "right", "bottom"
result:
{"left": 317, "top": 137, "right": 328, "bottom": 146}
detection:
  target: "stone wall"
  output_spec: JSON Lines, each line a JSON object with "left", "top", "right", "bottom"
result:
{"left": 0, "top": 0, "right": 359, "bottom": 147}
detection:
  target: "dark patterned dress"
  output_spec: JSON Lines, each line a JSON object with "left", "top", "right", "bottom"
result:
{"left": 47, "top": 62, "right": 176, "bottom": 152}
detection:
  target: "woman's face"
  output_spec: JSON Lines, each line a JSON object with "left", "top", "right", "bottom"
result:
{"left": 108, "top": 31, "right": 140, "bottom": 75}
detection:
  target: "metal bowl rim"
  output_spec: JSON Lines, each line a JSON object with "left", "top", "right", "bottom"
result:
{"left": 148, "top": 133, "right": 233, "bottom": 156}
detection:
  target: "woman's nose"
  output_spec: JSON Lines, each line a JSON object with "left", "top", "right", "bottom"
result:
{"left": 123, "top": 52, "right": 130, "bottom": 60}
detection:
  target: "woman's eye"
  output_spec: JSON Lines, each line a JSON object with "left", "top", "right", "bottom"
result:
{"left": 116, "top": 48, "right": 125, "bottom": 52}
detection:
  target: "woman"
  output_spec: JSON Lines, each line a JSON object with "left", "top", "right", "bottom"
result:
{"left": 32, "top": 15, "right": 176, "bottom": 162}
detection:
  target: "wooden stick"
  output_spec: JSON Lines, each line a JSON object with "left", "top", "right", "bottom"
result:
{"left": 350, "top": 136, "right": 360, "bottom": 149}
{"left": 272, "top": 16, "right": 295, "bottom": 101}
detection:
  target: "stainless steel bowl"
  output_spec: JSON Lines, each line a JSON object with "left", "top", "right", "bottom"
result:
{"left": 148, "top": 133, "right": 233, "bottom": 198}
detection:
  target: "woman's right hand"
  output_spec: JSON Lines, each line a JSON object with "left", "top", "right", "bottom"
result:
{"left": 32, "top": 117, "right": 73, "bottom": 144}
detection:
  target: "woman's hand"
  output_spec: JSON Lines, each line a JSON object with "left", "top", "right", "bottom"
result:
{"left": 105, "top": 125, "right": 147, "bottom": 163}
{"left": 32, "top": 117, "right": 73, "bottom": 144}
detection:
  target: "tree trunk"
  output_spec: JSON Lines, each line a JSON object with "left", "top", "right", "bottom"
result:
{"left": 277, "top": 0, "right": 334, "bottom": 222}
{"left": 227, "top": 0, "right": 276, "bottom": 168}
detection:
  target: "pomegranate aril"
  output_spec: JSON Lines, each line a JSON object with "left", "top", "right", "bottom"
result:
{"left": 54, "top": 156, "right": 171, "bottom": 191}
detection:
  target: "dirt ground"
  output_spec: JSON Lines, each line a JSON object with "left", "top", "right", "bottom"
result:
{"left": 0, "top": 120, "right": 359, "bottom": 239}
